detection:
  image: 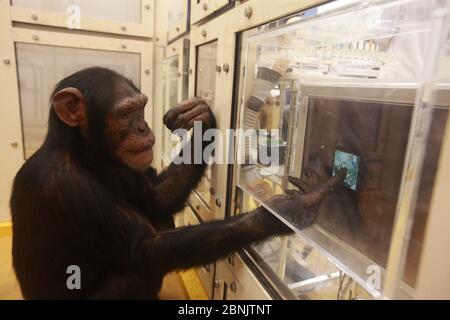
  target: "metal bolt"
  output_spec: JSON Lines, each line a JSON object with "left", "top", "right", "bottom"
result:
{"left": 145, "top": 4, "right": 151, "bottom": 10}
{"left": 121, "top": 43, "right": 127, "bottom": 49}
{"left": 209, "top": 187, "right": 215, "bottom": 195}
{"left": 144, "top": 69, "right": 150, "bottom": 74}
{"left": 201, "top": 29, "right": 207, "bottom": 37}
{"left": 10, "top": 142, "right": 18, "bottom": 148}
{"left": 155, "top": 37, "right": 160, "bottom": 42}
{"left": 31, "top": 13, "right": 38, "bottom": 20}
{"left": 202, "top": 3, "right": 208, "bottom": 11}
{"left": 230, "top": 282, "right": 237, "bottom": 293}
{"left": 216, "top": 65, "right": 222, "bottom": 73}
{"left": 172, "top": 47, "right": 176, "bottom": 52}
{"left": 244, "top": 6, "right": 253, "bottom": 18}
{"left": 222, "top": 63, "right": 230, "bottom": 73}
{"left": 32, "top": 34, "right": 39, "bottom": 41}
{"left": 227, "top": 255, "right": 235, "bottom": 266}
{"left": 189, "top": 68, "right": 193, "bottom": 74}
{"left": 215, "top": 197, "right": 222, "bottom": 208}
{"left": 121, "top": 25, "right": 127, "bottom": 31}
{"left": 177, "top": 72, "right": 181, "bottom": 77}
{"left": 176, "top": 27, "right": 180, "bottom": 32}
{"left": 195, "top": 204, "right": 201, "bottom": 211}
{"left": 3, "top": 58, "right": 11, "bottom": 65}
{"left": 214, "top": 280, "right": 220, "bottom": 289}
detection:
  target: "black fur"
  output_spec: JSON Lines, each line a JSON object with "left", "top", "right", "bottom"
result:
{"left": 10, "top": 67, "right": 288, "bottom": 299}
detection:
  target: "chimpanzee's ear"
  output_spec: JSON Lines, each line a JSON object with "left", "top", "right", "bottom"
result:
{"left": 51, "top": 87, "right": 86, "bottom": 127}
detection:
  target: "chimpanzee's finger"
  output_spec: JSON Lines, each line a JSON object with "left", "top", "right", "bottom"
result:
{"left": 183, "top": 111, "right": 211, "bottom": 131}
{"left": 288, "top": 176, "right": 310, "bottom": 193}
{"left": 163, "top": 97, "right": 206, "bottom": 129}
{"left": 173, "top": 104, "right": 208, "bottom": 130}
{"left": 302, "top": 167, "right": 321, "bottom": 189}
{"left": 285, "top": 190, "right": 299, "bottom": 197}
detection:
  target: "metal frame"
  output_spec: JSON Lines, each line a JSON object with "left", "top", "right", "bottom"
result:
{"left": 9, "top": 0, "right": 155, "bottom": 38}
{"left": 190, "top": 0, "right": 231, "bottom": 25}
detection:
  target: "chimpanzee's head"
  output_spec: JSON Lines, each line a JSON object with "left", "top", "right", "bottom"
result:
{"left": 48, "top": 67, "right": 155, "bottom": 171}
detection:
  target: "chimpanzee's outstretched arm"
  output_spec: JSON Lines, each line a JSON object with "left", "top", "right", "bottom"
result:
{"left": 144, "top": 167, "right": 347, "bottom": 273}
{"left": 141, "top": 207, "right": 291, "bottom": 274}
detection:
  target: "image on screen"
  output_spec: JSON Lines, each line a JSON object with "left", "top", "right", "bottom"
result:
{"left": 332, "top": 150, "right": 360, "bottom": 191}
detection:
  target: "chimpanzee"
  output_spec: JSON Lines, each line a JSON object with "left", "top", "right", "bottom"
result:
{"left": 10, "top": 67, "right": 345, "bottom": 299}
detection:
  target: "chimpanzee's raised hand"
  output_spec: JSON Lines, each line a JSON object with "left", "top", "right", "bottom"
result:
{"left": 255, "top": 168, "right": 348, "bottom": 233}
{"left": 163, "top": 97, "right": 216, "bottom": 132}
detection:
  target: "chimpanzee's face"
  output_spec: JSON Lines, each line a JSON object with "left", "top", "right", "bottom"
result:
{"left": 105, "top": 83, "right": 155, "bottom": 171}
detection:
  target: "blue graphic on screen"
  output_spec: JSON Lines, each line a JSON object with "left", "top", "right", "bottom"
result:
{"left": 332, "top": 150, "right": 359, "bottom": 191}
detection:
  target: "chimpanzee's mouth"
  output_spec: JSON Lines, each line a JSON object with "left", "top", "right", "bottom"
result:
{"left": 129, "top": 144, "right": 152, "bottom": 154}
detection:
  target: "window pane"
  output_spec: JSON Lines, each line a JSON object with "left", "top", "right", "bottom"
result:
{"left": 12, "top": 0, "right": 142, "bottom": 23}
{"left": 195, "top": 40, "right": 218, "bottom": 206}
{"left": 16, "top": 43, "right": 141, "bottom": 159}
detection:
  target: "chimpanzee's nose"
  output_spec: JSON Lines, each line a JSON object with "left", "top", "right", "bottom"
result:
{"left": 138, "top": 120, "right": 149, "bottom": 134}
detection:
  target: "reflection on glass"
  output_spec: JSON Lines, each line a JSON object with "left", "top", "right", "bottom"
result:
{"left": 12, "top": 0, "right": 142, "bottom": 23}
{"left": 235, "top": 0, "right": 450, "bottom": 297}
{"left": 15, "top": 43, "right": 141, "bottom": 159}
{"left": 241, "top": 190, "right": 371, "bottom": 300}
{"left": 302, "top": 97, "right": 412, "bottom": 272}
{"left": 162, "top": 55, "right": 180, "bottom": 162}
{"left": 195, "top": 41, "right": 218, "bottom": 205}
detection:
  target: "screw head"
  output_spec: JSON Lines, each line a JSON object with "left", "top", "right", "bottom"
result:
{"left": 209, "top": 187, "right": 215, "bottom": 195}
{"left": 216, "top": 65, "right": 221, "bottom": 73}
{"left": 145, "top": 4, "right": 151, "bottom": 10}
{"left": 202, "top": 3, "right": 208, "bottom": 11}
{"left": 189, "top": 68, "right": 193, "bottom": 74}
{"left": 222, "top": 63, "right": 230, "bottom": 73}
{"left": 144, "top": 69, "right": 150, "bottom": 74}
{"left": 176, "top": 27, "right": 180, "bottom": 32}
{"left": 32, "top": 34, "right": 39, "bottom": 41}
{"left": 121, "top": 25, "right": 127, "bottom": 31}
{"left": 3, "top": 58, "right": 11, "bottom": 65}
{"left": 215, "top": 197, "right": 222, "bottom": 208}
{"left": 214, "top": 280, "right": 220, "bottom": 288}
{"left": 121, "top": 43, "right": 127, "bottom": 49}
{"left": 244, "top": 6, "right": 253, "bottom": 18}
{"left": 201, "top": 30, "right": 207, "bottom": 37}
{"left": 10, "top": 142, "right": 18, "bottom": 148}
{"left": 31, "top": 13, "right": 38, "bottom": 20}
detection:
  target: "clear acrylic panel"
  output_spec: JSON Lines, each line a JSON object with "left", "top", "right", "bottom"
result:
{"left": 168, "top": 0, "right": 187, "bottom": 29}
{"left": 16, "top": 43, "right": 141, "bottom": 159}
{"left": 397, "top": 21, "right": 450, "bottom": 296}
{"left": 12, "top": 0, "right": 142, "bottom": 23}
{"left": 235, "top": 0, "right": 450, "bottom": 297}
{"left": 195, "top": 41, "right": 218, "bottom": 205}
{"left": 162, "top": 55, "right": 180, "bottom": 162}
{"left": 241, "top": 189, "right": 372, "bottom": 300}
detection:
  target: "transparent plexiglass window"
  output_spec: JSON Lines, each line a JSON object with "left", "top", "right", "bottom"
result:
{"left": 398, "top": 22, "right": 450, "bottom": 296}
{"left": 162, "top": 55, "right": 180, "bottom": 163}
{"left": 195, "top": 41, "right": 218, "bottom": 205}
{"left": 16, "top": 43, "right": 141, "bottom": 159}
{"left": 236, "top": 0, "right": 450, "bottom": 297}
{"left": 168, "top": 0, "right": 187, "bottom": 30}
{"left": 240, "top": 190, "right": 372, "bottom": 300}
{"left": 12, "top": 0, "right": 142, "bottom": 23}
